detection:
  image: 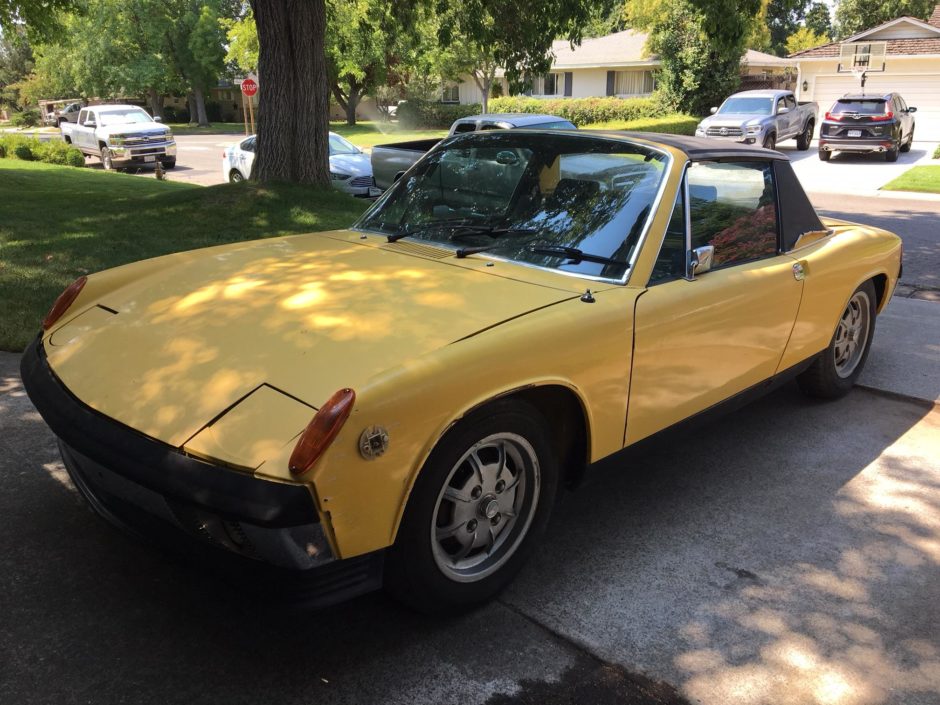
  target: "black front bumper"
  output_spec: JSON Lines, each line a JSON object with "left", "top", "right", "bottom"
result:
{"left": 20, "top": 337, "right": 383, "bottom": 605}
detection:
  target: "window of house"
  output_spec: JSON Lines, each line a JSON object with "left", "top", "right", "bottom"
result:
{"left": 441, "top": 83, "right": 460, "bottom": 103}
{"left": 532, "top": 73, "right": 562, "bottom": 96}
{"left": 687, "top": 161, "right": 778, "bottom": 269}
{"left": 614, "top": 70, "right": 655, "bottom": 96}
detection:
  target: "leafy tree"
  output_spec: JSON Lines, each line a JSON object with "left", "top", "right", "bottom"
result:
{"left": 786, "top": 25, "right": 827, "bottom": 54}
{"left": 765, "top": 0, "right": 810, "bottom": 56}
{"left": 222, "top": 9, "right": 259, "bottom": 73}
{"left": 804, "top": 1, "right": 831, "bottom": 39}
{"left": 0, "top": 29, "right": 33, "bottom": 111}
{"left": 0, "top": 0, "right": 79, "bottom": 40}
{"left": 834, "top": 0, "right": 935, "bottom": 38}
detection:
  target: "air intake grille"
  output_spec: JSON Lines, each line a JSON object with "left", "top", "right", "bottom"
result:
{"left": 382, "top": 241, "right": 453, "bottom": 259}
{"left": 706, "top": 126, "right": 743, "bottom": 137}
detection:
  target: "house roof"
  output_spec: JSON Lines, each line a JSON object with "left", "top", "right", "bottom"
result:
{"left": 789, "top": 4, "right": 940, "bottom": 58}
{"left": 551, "top": 30, "right": 655, "bottom": 68}
{"left": 789, "top": 36, "right": 940, "bottom": 58}
{"left": 743, "top": 49, "right": 796, "bottom": 66}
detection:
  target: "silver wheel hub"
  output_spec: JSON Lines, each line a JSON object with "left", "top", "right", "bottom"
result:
{"left": 833, "top": 290, "right": 871, "bottom": 378}
{"left": 431, "top": 432, "right": 540, "bottom": 583}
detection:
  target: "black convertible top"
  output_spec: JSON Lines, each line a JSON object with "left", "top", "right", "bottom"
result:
{"left": 581, "top": 130, "right": 788, "bottom": 161}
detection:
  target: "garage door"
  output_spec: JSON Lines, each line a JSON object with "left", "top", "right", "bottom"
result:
{"left": 812, "top": 73, "right": 940, "bottom": 140}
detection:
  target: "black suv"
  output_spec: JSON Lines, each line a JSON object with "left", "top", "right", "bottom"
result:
{"left": 819, "top": 93, "right": 916, "bottom": 162}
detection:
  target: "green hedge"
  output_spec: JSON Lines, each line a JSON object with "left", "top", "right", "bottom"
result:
{"left": 0, "top": 136, "right": 85, "bottom": 167}
{"left": 584, "top": 114, "right": 700, "bottom": 135}
{"left": 397, "top": 99, "right": 481, "bottom": 129}
{"left": 487, "top": 95, "right": 667, "bottom": 127}
{"left": 10, "top": 109, "right": 41, "bottom": 127}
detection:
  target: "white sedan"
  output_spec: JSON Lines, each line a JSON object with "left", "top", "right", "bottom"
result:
{"left": 222, "top": 132, "right": 381, "bottom": 197}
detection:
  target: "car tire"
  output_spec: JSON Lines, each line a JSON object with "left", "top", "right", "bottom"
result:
{"left": 796, "top": 121, "right": 813, "bottom": 151}
{"left": 762, "top": 132, "right": 776, "bottom": 150}
{"left": 797, "top": 280, "right": 877, "bottom": 400}
{"left": 900, "top": 128, "right": 913, "bottom": 153}
{"left": 229, "top": 169, "right": 245, "bottom": 183}
{"left": 161, "top": 159, "right": 176, "bottom": 169}
{"left": 818, "top": 148, "right": 831, "bottom": 162}
{"left": 385, "top": 399, "right": 559, "bottom": 614}
{"left": 885, "top": 143, "right": 900, "bottom": 162}
{"left": 100, "top": 146, "right": 114, "bottom": 171}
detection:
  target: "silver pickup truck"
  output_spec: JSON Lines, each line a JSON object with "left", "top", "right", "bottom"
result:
{"left": 695, "top": 90, "right": 818, "bottom": 151}
{"left": 61, "top": 104, "right": 176, "bottom": 171}
{"left": 371, "top": 113, "right": 575, "bottom": 190}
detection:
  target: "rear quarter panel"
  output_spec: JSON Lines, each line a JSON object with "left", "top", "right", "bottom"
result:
{"left": 779, "top": 219, "right": 902, "bottom": 370}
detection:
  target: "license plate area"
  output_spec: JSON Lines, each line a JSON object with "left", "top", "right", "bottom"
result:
{"left": 144, "top": 155, "right": 156, "bottom": 162}
{"left": 847, "top": 130, "right": 862, "bottom": 138}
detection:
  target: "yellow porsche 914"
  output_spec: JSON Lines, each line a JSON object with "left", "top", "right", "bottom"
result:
{"left": 22, "top": 131, "right": 902, "bottom": 612}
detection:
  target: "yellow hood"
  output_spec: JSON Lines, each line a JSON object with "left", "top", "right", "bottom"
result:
{"left": 44, "top": 231, "right": 579, "bottom": 448}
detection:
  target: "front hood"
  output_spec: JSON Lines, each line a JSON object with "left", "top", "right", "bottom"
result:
{"left": 45, "top": 232, "right": 578, "bottom": 448}
{"left": 329, "top": 153, "right": 371, "bottom": 176}
{"left": 101, "top": 125, "right": 168, "bottom": 138}
{"left": 698, "top": 115, "right": 761, "bottom": 130}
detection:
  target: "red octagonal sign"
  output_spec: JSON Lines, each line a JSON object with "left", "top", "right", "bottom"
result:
{"left": 241, "top": 78, "right": 258, "bottom": 97}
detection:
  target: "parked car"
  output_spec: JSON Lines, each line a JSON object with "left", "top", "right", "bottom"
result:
{"left": 371, "top": 113, "right": 577, "bottom": 190}
{"left": 61, "top": 104, "right": 176, "bottom": 170}
{"left": 223, "top": 132, "right": 381, "bottom": 196}
{"left": 55, "top": 102, "right": 83, "bottom": 127}
{"left": 23, "top": 131, "right": 901, "bottom": 613}
{"left": 818, "top": 93, "right": 917, "bottom": 162}
{"left": 695, "top": 89, "right": 818, "bottom": 151}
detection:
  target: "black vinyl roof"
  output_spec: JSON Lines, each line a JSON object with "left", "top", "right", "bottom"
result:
{"left": 582, "top": 130, "right": 788, "bottom": 161}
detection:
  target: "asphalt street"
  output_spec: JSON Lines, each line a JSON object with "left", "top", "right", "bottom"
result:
{"left": 2, "top": 319, "right": 938, "bottom": 705}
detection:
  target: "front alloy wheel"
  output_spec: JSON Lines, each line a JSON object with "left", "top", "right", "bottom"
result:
{"left": 100, "top": 147, "right": 113, "bottom": 171}
{"left": 385, "top": 400, "right": 558, "bottom": 613}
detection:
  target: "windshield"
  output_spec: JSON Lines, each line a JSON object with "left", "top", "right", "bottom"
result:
{"left": 718, "top": 97, "right": 773, "bottom": 115}
{"left": 329, "top": 133, "right": 360, "bottom": 155}
{"left": 832, "top": 99, "right": 887, "bottom": 115}
{"left": 355, "top": 132, "right": 669, "bottom": 281}
{"left": 97, "top": 108, "right": 155, "bottom": 126}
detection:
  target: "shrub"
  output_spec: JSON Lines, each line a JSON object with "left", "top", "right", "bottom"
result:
{"left": 205, "top": 100, "right": 223, "bottom": 123}
{"left": 487, "top": 95, "right": 667, "bottom": 126}
{"left": 10, "top": 109, "right": 41, "bottom": 127}
{"left": 0, "top": 143, "right": 5, "bottom": 159}
{"left": 397, "top": 99, "right": 482, "bottom": 128}
{"left": 585, "top": 114, "right": 701, "bottom": 135}
{"left": 163, "top": 105, "right": 190, "bottom": 123}
{"left": 934, "top": 144, "right": 940, "bottom": 159}
{"left": 65, "top": 147, "right": 86, "bottom": 167}
{"left": 13, "top": 142, "right": 34, "bottom": 160}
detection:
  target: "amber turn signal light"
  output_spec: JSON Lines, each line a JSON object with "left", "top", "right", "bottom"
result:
{"left": 42, "top": 276, "right": 88, "bottom": 331}
{"left": 288, "top": 388, "right": 356, "bottom": 477}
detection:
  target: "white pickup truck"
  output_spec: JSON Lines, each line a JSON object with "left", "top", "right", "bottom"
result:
{"left": 61, "top": 104, "right": 177, "bottom": 170}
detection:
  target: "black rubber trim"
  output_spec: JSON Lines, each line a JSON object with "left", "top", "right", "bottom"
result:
{"left": 20, "top": 336, "right": 316, "bottom": 527}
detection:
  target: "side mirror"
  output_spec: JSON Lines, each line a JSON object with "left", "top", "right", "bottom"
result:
{"left": 690, "top": 245, "right": 715, "bottom": 277}
{"left": 153, "top": 116, "right": 163, "bottom": 123}
{"left": 709, "top": 107, "right": 718, "bottom": 114}
{"left": 777, "top": 106, "right": 790, "bottom": 115}
{"left": 908, "top": 106, "right": 917, "bottom": 113}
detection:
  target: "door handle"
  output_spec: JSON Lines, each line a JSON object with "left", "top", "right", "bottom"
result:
{"left": 792, "top": 262, "right": 806, "bottom": 281}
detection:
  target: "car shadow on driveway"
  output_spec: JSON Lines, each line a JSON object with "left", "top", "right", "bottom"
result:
{"left": 2, "top": 358, "right": 937, "bottom": 705}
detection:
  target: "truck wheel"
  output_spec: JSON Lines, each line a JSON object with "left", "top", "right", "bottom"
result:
{"left": 796, "top": 121, "right": 813, "bottom": 151}
{"left": 762, "top": 133, "right": 776, "bottom": 150}
{"left": 161, "top": 159, "right": 176, "bottom": 169}
{"left": 885, "top": 144, "right": 899, "bottom": 162}
{"left": 818, "top": 149, "right": 831, "bottom": 162}
{"left": 100, "top": 147, "right": 114, "bottom": 171}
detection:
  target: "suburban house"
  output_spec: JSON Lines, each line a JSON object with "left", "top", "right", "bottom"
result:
{"left": 790, "top": 4, "right": 940, "bottom": 139}
{"left": 448, "top": 30, "right": 795, "bottom": 104}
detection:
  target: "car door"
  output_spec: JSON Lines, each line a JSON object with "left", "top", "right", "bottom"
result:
{"left": 77, "top": 109, "right": 96, "bottom": 151}
{"left": 626, "top": 159, "right": 803, "bottom": 445}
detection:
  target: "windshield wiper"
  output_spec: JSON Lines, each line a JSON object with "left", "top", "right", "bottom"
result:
{"left": 386, "top": 218, "right": 485, "bottom": 243}
{"left": 528, "top": 245, "right": 630, "bottom": 268}
{"left": 455, "top": 244, "right": 499, "bottom": 258}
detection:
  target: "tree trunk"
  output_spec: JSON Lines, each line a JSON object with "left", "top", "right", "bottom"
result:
{"left": 187, "top": 92, "right": 198, "bottom": 124}
{"left": 345, "top": 86, "right": 360, "bottom": 126}
{"left": 147, "top": 88, "right": 165, "bottom": 120}
{"left": 193, "top": 86, "right": 210, "bottom": 127}
{"left": 249, "top": 0, "right": 330, "bottom": 185}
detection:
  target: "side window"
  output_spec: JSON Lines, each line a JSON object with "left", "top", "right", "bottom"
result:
{"left": 85, "top": 111, "right": 96, "bottom": 125}
{"left": 785, "top": 95, "right": 797, "bottom": 110}
{"left": 77, "top": 110, "right": 87, "bottom": 124}
{"left": 687, "top": 161, "right": 778, "bottom": 269}
{"left": 649, "top": 183, "right": 686, "bottom": 285}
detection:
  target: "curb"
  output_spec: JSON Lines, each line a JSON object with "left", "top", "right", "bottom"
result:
{"left": 856, "top": 384, "right": 940, "bottom": 411}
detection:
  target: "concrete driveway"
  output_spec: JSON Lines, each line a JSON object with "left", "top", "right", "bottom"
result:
{"left": 781, "top": 140, "right": 939, "bottom": 196}
{"left": 1, "top": 297, "right": 938, "bottom": 705}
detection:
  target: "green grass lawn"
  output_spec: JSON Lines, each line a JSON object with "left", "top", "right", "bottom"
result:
{"left": 167, "top": 121, "right": 248, "bottom": 135}
{"left": 0, "top": 159, "right": 369, "bottom": 351}
{"left": 881, "top": 165, "right": 940, "bottom": 194}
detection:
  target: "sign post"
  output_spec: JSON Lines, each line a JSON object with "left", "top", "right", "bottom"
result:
{"left": 240, "top": 78, "right": 258, "bottom": 134}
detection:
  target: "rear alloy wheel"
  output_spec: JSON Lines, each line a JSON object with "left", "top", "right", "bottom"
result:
{"left": 796, "top": 121, "right": 813, "bottom": 151}
{"left": 229, "top": 169, "right": 245, "bottom": 183}
{"left": 818, "top": 148, "right": 831, "bottom": 162}
{"left": 385, "top": 400, "right": 558, "bottom": 613}
{"left": 797, "top": 280, "right": 876, "bottom": 399}
{"left": 900, "top": 128, "right": 914, "bottom": 153}
{"left": 762, "top": 132, "right": 776, "bottom": 150}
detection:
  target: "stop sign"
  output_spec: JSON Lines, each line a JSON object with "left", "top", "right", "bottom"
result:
{"left": 241, "top": 78, "right": 258, "bottom": 97}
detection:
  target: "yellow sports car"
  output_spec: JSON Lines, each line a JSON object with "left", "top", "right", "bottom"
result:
{"left": 23, "top": 131, "right": 902, "bottom": 612}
